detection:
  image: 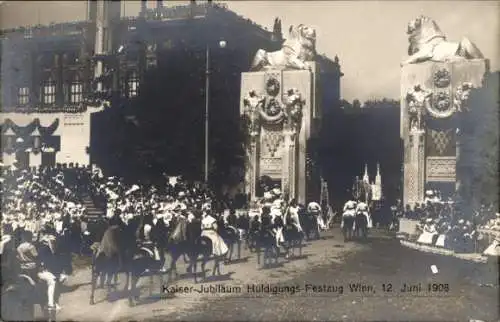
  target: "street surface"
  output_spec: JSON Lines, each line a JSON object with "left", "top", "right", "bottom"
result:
{"left": 54, "top": 228, "right": 498, "bottom": 322}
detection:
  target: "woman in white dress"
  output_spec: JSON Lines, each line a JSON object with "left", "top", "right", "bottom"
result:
{"left": 200, "top": 204, "right": 228, "bottom": 257}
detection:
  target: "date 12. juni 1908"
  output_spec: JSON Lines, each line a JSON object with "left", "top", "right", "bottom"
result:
{"left": 382, "top": 283, "right": 450, "bottom": 295}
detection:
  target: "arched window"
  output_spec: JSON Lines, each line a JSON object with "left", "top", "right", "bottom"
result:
{"left": 42, "top": 76, "right": 56, "bottom": 105}
{"left": 128, "top": 71, "right": 139, "bottom": 98}
{"left": 70, "top": 74, "right": 83, "bottom": 104}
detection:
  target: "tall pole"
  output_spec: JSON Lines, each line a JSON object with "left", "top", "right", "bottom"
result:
{"left": 204, "top": 45, "right": 210, "bottom": 183}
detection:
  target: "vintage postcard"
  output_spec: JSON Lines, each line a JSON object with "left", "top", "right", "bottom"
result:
{"left": 1, "top": 1, "right": 498, "bottom": 321}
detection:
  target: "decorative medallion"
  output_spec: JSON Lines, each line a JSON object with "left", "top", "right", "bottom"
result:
{"left": 426, "top": 91, "right": 454, "bottom": 119}
{"left": 433, "top": 69, "right": 451, "bottom": 88}
{"left": 263, "top": 97, "right": 282, "bottom": 117}
{"left": 433, "top": 91, "right": 451, "bottom": 111}
{"left": 265, "top": 77, "right": 280, "bottom": 97}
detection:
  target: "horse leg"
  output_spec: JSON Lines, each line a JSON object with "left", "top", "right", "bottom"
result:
{"left": 128, "top": 273, "right": 137, "bottom": 307}
{"left": 227, "top": 242, "right": 233, "bottom": 262}
{"left": 201, "top": 255, "right": 207, "bottom": 281}
{"left": 149, "top": 273, "right": 154, "bottom": 297}
{"left": 237, "top": 240, "right": 241, "bottom": 259}
{"left": 90, "top": 269, "right": 97, "bottom": 305}
{"left": 193, "top": 254, "right": 199, "bottom": 284}
{"left": 256, "top": 242, "right": 261, "bottom": 266}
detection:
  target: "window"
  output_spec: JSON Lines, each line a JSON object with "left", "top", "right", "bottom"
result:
{"left": 42, "top": 77, "right": 56, "bottom": 105}
{"left": 70, "top": 75, "right": 83, "bottom": 104}
{"left": 128, "top": 71, "right": 139, "bottom": 98}
{"left": 17, "top": 87, "right": 30, "bottom": 105}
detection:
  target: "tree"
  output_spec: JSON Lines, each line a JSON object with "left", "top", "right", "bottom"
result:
{"left": 459, "top": 71, "right": 499, "bottom": 208}
{"left": 352, "top": 99, "right": 361, "bottom": 109}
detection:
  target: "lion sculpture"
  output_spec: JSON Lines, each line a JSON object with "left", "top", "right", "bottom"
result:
{"left": 401, "top": 15, "right": 483, "bottom": 66}
{"left": 251, "top": 24, "right": 316, "bottom": 71}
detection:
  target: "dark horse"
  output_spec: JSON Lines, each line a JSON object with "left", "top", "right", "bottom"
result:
{"left": 282, "top": 210, "right": 304, "bottom": 259}
{"left": 354, "top": 212, "right": 369, "bottom": 239}
{"left": 89, "top": 218, "right": 163, "bottom": 307}
{"left": 164, "top": 216, "right": 225, "bottom": 284}
{"left": 217, "top": 215, "right": 242, "bottom": 262}
{"left": 254, "top": 212, "right": 280, "bottom": 267}
{"left": 300, "top": 211, "right": 320, "bottom": 241}
{"left": 342, "top": 214, "right": 355, "bottom": 241}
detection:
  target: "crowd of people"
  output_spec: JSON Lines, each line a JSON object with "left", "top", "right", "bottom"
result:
{"left": 398, "top": 190, "right": 500, "bottom": 254}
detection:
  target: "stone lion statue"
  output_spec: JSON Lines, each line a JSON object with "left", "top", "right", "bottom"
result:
{"left": 251, "top": 24, "right": 316, "bottom": 71}
{"left": 401, "top": 15, "right": 483, "bottom": 66}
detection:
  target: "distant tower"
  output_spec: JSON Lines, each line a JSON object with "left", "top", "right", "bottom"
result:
{"left": 372, "top": 163, "right": 383, "bottom": 201}
{"left": 320, "top": 177, "right": 329, "bottom": 206}
{"left": 362, "top": 164, "right": 369, "bottom": 184}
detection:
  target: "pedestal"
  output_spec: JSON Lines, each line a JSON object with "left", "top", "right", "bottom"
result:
{"left": 401, "top": 59, "right": 488, "bottom": 206}
{"left": 241, "top": 64, "right": 319, "bottom": 204}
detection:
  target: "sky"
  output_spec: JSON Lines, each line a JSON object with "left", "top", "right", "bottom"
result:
{"left": 1, "top": 1, "right": 499, "bottom": 102}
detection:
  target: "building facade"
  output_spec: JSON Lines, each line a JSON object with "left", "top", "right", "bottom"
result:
{"left": 1, "top": 0, "right": 342, "bottom": 173}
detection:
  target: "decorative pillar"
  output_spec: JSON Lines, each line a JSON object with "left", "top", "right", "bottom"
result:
{"left": 282, "top": 130, "right": 297, "bottom": 201}
{"left": 404, "top": 129, "right": 426, "bottom": 206}
{"left": 246, "top": 132, "right": 260, "bottom": 201}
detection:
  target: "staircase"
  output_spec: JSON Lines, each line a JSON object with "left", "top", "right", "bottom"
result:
{"left": 81, "top": 193, "right": 105, "bottom": 222}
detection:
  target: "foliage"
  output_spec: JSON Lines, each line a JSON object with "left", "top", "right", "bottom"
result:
{"left": 91, "top": 46, "right": 246, "bottom": 190}
{"left": 459, "top": 72, "right": 499, "bottom": 208}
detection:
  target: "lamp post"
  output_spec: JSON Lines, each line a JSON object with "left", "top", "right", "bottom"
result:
{"left": 204, "top": 39, "right": 226, "bottom": 183}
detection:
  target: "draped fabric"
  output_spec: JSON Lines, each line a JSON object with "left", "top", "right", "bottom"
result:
{"left": 1, "top": 118, "right": 61, "bottom": 153}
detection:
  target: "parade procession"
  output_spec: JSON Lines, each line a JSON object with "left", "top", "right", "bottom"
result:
{"left": 1, "top": 1, "right": 499, "bottom": 321}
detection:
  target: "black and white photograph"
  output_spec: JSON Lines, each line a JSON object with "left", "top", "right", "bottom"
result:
{"left": 0, "top": 1, "right": 499, "bottom": 321}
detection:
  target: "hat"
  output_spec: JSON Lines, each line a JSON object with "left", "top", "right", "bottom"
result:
{"left": 425, "top": 190, "right": 434, "bottom": 196}
{"left": 458, "top": 219, "right": 464, "bottom": 224}
{"left": 425, "top": 218, "right": 432, "bottom": 223}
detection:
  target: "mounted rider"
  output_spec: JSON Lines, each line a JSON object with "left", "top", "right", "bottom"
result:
{"left": 356, "top": 201, "right": 373, "bottom": 229}
{"left": 307, "top": 201, "right": 323, "bottom": 234}
{"left": 285, "top": 199, "right": 303, "bottom": 233}
{"left": 200, "top": 203, "right": 229, "bottom": 257}
{"left": 342, "top": 200, "right": 357, "bottom": 228}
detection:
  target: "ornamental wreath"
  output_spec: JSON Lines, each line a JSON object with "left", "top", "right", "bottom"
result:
{"left": 259, "top": 97, "right": 285, "bottom": 124}
{"left": 426, "top": 91, "right": 455, "bottom": 119}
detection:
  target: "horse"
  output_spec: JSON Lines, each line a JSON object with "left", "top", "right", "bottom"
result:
{"left": 252, "top": 215, "right": 280, "bottom": 267}
{"left": 217, "top": 216, "right": 242, "bottom": 262}
{"left": 282, "top": 223, "right": 304, "bottom": 259}
{"left": 300, "top": 211, "right": 320, "bottom": 241}
{"left": 354, "top": 212, "right": 369, "bottom": 239}
{"left": 89, "top": 216, "right": 163, "bottom": 307}
{"left": 164, "top": 216, "right": 224, "bottom": 284}
{"left": 341, "top": 212, "right": 355, "bottom": 241}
